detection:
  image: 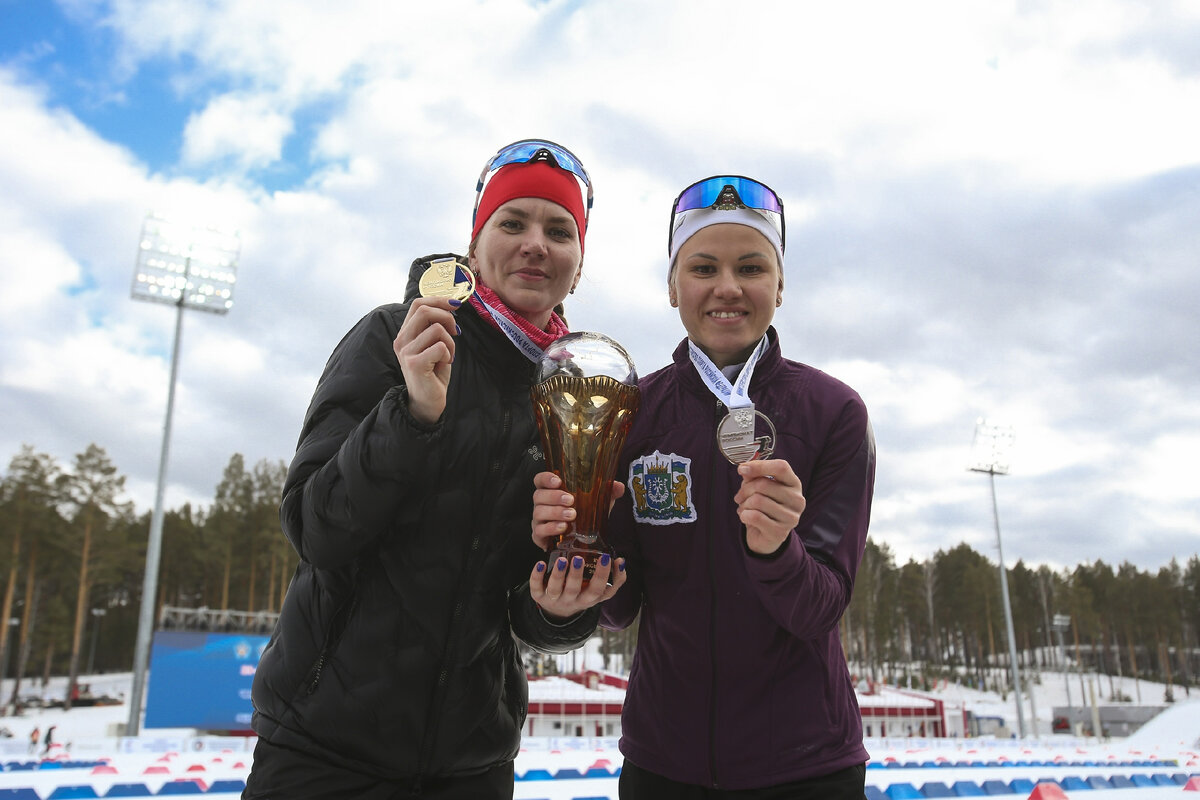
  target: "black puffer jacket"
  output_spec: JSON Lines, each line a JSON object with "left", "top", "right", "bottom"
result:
{"left": 251, "top": 254, "right": 598, "bottom": 782}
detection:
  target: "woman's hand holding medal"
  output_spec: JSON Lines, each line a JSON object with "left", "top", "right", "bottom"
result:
{"left": 394, "top": 258, "right": 477, "bottom": 425}
{"left": 394, "top": 296, "right": 462, "bottom": 425}
{"left": 734, "top": 459, "right": 806, "bottom": 556}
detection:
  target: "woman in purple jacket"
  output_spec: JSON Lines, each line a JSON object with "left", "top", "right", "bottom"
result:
{"left": 534, "top": 176, "right": 876, "bottom": 798}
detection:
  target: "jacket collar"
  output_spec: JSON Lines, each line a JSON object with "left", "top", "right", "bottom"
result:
{"left": 671, "top": 326, "right": 784, "bottom": 402}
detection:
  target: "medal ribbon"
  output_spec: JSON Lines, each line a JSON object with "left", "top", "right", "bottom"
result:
{"left": 686, "top": 336, "right": 769, "bottom": 409}
{"left": 475, "top": 293, "right": 546, "bottom": 363}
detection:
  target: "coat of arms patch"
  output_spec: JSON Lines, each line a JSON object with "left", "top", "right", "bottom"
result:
{"left": 628, "top": 450, "right": 695, "bottom": 525}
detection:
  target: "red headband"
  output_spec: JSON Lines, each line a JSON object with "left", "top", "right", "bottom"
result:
{"left": 471, "top": 161, "right": 587, "bottom": 253}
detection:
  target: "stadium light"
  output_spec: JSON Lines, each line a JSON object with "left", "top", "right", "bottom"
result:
{"left": 968, "top": 418, "right": 1026, "bottom": 738}
{"left": 127, "top": 213, "right": 240, "bottom": 737}
{"left": 1051, "top": 613, "right": 1073, "bottom": 710}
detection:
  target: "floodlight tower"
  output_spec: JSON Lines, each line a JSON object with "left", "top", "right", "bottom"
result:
{"left": 1052, "top": 613, "right": 1073, "bottom": 709}
{"left": 968, "top": 418, "right": 1026, "bottom": 738}
{"left": 127, "top": 213, "right": 240, "bottom": 736}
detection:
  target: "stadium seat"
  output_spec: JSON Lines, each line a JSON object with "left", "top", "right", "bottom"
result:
{"left": 1086, "top": 775, "right": 1111, "bottom": 789}
{"left": 102, "top": 784, "right": 153, "bottom": 797}
{"left": 206, "top": 781, "right": 246, "bottom": 794}
{"left": 884, "top": 783, "right": 922, "bottom": 799}
{"left": 1058, "top": 776, "right": 1088, "bottom": 790}
{"left": 979, "top": 779, "right": 1013, "bottom": 795}
{"left": 47, "top": 788, "right": 100, "bottom": 799}
{"left": 516, "top": 768, "right": 554, "bottom": 781}
{"left": 551, "top": 767, "right": 585, "bottom": 779}
{"left": 950, "top": 780, "right": 985, "bottom": 796}
{"left": 918, "top": 782, "right": 953, "bottom": 797}
{"left": 1130, "top": 774, "right": 1155, "bottom": 787}
{"left": 865, "top": 787, "right": 889, "bottom": 800}
{"left": 0, "top": 790, "right": 40, "bottom": 800}
{"left": 1151, "top": 773, "right": 1175, "bottom": 786}
{"left": 1108, "top": 775, "right": 1134, "bottom": 788}
{"left": 1007, "top": 778, "right": 1035, "bottom": 794}
{"left": 1027, "top": 785, "right": 1069, "bottom": 800}
{"left": 156, "top": 780, "right": 204, "bottom": 795}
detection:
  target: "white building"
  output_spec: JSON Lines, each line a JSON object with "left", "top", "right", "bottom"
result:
{"left": 526, "top": 672, "right": 964, "bottom": 739}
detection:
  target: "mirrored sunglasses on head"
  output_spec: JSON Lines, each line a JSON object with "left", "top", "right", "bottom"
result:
{"left": 673, "top": 175, "right": 783, "bottom": 215}
{"left": 473, "top": 138, "right": 594, "bottom": 224}
{"left": 484, "top": 139, "right": 592, "bottom": 187}
{"left": 669, "top": 175, "right": 785, "bottom": 252}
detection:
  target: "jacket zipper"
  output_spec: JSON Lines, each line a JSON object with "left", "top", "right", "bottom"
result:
{"left": 305, "top": 592, "right": 358, "bottom": 695}
{"left": 707, "top": 398, "right": 724, "bottom": 789}
{"left": 417, "top": 402, "right": 513, "bottom": 778}
{"left": 306, "top": 652, "right": 326, "bottom": 695}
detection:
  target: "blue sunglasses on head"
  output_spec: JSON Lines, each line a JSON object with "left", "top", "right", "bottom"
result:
{"left": 669, "top": 175, "right": 785, "bottom": 254}
{"left": 473, "top": 138, "right": 593, "bottom": 229}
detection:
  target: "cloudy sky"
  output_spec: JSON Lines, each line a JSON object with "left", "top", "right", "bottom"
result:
{"left": 1, "top": 0, "right": 1197, "bottom": 572}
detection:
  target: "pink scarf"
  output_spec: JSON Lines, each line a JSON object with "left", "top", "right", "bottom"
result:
{"left": 469, "top": 284, "right": 569, "bottom": 350}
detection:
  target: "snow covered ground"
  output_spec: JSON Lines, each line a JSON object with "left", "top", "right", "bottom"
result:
{"left": 0, "top": 670, "right": 1196, "bottom": 799}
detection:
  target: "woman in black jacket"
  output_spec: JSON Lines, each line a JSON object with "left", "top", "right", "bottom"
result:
{"left": 245, "top": 140, "right": 624, "bottom": 799}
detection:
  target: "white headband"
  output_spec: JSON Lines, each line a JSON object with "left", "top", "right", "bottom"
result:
{"left": 668, "top": 207, "right": 785, "bottom": 275}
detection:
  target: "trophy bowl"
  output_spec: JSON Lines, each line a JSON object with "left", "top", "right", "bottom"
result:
{"left": 531, "top": 332, "right": 640, "bottom": 586}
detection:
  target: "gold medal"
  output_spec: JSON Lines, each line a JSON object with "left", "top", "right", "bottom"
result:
{"left": 418, "top": 257, "right": 476, "bottom": 301}
{"left": 716, "top": 406, "right": 777, "bottom": 464}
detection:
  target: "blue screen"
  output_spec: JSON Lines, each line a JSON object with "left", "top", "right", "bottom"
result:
{"left": 144, "top": 631, "right": 269, "bottom": 730}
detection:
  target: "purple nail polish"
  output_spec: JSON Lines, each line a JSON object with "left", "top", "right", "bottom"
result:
{"left": 449, "top": 299, "right": 462, "bottom": 307}
{"left": 618, "top": 561, "right": 626, "bottom": 573}
{"left": 535, "top": 562, "right": 545, "bottom": 573}
{"left": 599, "top": 553, "right": 611, "bottom": 567}
{"left": 572, "top": 556, "right": 583, "bottom": 570}
{"left": 556, "top": 558, "right": 567, "bottom": 572}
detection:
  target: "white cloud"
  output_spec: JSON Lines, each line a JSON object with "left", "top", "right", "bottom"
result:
{"left": 181, "top": 93, "right": 294, "bottom": 170}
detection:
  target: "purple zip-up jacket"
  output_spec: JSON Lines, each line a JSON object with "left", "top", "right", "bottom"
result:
{"left": 601, "top": 329, "right": 875, "bottom": 790}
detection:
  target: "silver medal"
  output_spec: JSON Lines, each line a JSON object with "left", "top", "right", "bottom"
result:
{"left": 716, "top": 404, "right": 777, "bottom": 464}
